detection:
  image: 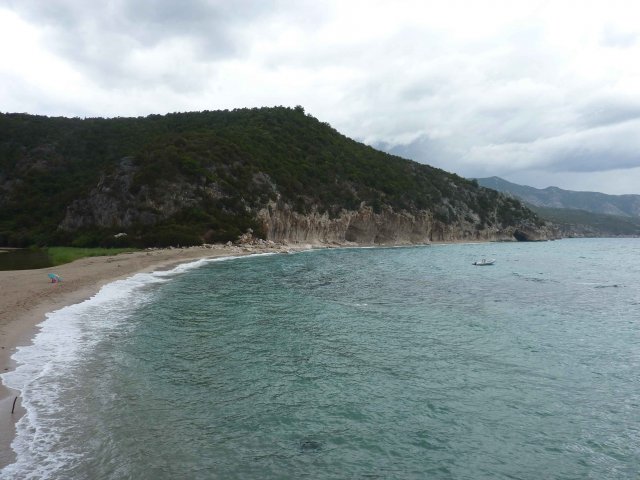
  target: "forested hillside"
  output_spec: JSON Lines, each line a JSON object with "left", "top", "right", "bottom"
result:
{"left": 0, "top": 107, "right": 547, "bottom": 247}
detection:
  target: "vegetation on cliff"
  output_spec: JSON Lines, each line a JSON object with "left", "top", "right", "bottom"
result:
{"left": 1, "top": 107, "right": 542, "bottom": 247}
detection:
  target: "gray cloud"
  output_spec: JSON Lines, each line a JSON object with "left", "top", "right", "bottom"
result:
{"left": 3, "top": 0, "right": 640, "bottom": 193}
{"left": 464, "top": 120, "right": 640, "bottom": 174}
{"left": 601, "top": 26, "right": 638, "bottom": 48}
{"left": 7, "top": 0, "right": 294, "bottom": 91}
{"left": 323, "top": 18, "right": 640, "bottom": 192}
{"left": 11, "top": 0, "right": 267, "bottom": 51}
{"left": 375, "top": 112, "right": 640, "bottom": 182}
{"left": 578, "top": 94, "right": 640, "bottom": 129}
{"left": 375, "top": 136, "right": 457, "bottom": 169}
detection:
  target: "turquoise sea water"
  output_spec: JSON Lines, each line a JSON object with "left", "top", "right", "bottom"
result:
{"left": 2, "top": 239, "right": 640, "bottom": 479}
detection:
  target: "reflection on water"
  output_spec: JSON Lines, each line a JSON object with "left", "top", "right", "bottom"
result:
{"left": 0, "top": 249, "right": 54, "bottom": 271}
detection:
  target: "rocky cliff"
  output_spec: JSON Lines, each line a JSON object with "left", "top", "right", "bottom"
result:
{"left": 258, "top": 202, "right": 554, "bottom": 245}
{"left": 58, "top": 157, "right": 223, "bottom": 231}
{"left": 55, "top": 156, "right": 555, "bottom": 246}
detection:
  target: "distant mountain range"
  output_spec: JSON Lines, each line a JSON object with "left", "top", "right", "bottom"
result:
{"left": 476, "top": 176, "right": 640, "bottom": 217}
{"left": 476, "top": 177, "right": 640, "bottom": 237}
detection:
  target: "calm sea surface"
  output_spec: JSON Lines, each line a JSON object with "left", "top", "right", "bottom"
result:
{"left": 2, "top": 239, "right": 640, "bottom": 479}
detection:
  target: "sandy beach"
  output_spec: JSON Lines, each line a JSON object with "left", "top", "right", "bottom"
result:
{"left": 0, "top": 243, "right": 306, "bottom": 468}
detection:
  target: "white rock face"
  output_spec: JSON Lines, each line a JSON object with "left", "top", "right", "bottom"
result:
{"left": 258, "top": 202, "right": 553, "bottom": 245}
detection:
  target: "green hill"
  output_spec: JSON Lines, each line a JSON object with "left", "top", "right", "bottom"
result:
{"left": 0, "top": 107, "right": 548, "bottom": 247}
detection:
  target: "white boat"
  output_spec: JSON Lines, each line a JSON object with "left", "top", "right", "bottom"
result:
{"left": 472, "top": 258, "right": 495, "bottom": 266}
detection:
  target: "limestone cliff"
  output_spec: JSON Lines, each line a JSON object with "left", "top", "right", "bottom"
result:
{"left": 258, "top": 202, "right": 555, "bottom": 245}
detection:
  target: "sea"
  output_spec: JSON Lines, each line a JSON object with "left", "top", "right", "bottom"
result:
{"left": 1, "top": 238, "right": 639, "bottom": 479}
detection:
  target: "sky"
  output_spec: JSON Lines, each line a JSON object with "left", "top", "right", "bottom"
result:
{"left": 1, "top": 0, "right": 640, "bottom": 195}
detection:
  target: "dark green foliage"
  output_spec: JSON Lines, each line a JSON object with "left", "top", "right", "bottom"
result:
{"left": 138, "top": 225, "right": 203, "bottom": 248}
{"left": 0, "top": 107, "right": 539, "bottom": 247}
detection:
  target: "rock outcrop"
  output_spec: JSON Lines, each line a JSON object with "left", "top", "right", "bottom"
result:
{"left": 59, "top": 157, "right": 223, "bottom": 231}
{"left": 55, "top": 161, "right": 556, "bottom": 246}
{"left": 258, "top": 202, "right": 555, "bottom": 245}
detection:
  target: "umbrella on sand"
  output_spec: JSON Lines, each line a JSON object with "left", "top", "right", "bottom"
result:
{"left": 47, "top": 273, "right": 62, "bottom": 283}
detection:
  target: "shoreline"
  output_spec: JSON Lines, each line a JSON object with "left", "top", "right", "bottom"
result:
{"left": 0, "top": 238, "right": 501, "bottom": 468}
{"left": 0, "top": 242, "right": 312, "bottom": 469}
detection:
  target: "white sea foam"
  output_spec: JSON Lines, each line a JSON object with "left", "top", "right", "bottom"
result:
{"left": 0, "top": 254, "right": 253, "bottom": 479}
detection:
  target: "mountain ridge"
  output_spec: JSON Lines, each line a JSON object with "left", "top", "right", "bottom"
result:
{"left": 0, "top": 107, "right": 553, "bottom": 247}
{"left": 476, "top": 176, "right": 640, "bottom": 237}
{"left": 476, "top": 176, "right": 640, "bottom": 217}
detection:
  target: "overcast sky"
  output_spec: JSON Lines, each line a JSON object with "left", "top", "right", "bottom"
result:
{"left": 2, "top": 0, "right": 640, "bottom": 194}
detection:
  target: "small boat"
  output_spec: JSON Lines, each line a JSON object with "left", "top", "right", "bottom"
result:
{"left": 472, "top": 258, "right": 495, "bottom": 266}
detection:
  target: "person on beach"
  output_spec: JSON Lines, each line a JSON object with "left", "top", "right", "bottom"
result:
{"left": 48, "top": 273, "right": 62, "bottom": 283}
